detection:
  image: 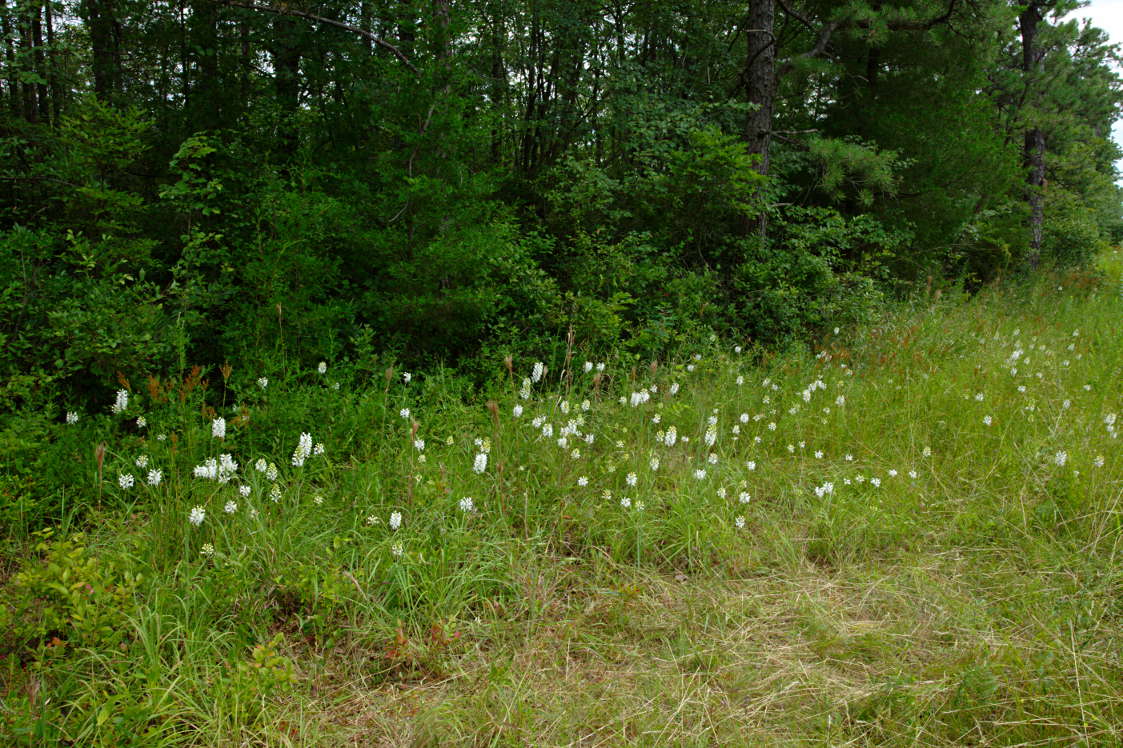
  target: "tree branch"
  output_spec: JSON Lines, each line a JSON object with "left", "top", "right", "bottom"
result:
{"left": 222, "top": 0, "right": 419, "bottom": 75}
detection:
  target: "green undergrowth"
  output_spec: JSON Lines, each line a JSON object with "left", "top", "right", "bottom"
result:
{"left": 1, "top": 252, "right": 1121, "bottom": 745}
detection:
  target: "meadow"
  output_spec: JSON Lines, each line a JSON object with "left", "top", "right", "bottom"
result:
{"left": 1, "top": 252, "right": 1121, "bottom": 746}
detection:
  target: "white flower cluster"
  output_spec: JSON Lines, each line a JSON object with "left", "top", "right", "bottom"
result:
{"left": 629, "top": 390, "right": 651, "bottom": 407}
{"left": 111, "top": 389, "right": 129, "bottom": 414}
{"left": 292, "top": 432, "right": 313, "bottom": 467}
{"left": 194, "top": 453, "right": 238, "bottom": 483}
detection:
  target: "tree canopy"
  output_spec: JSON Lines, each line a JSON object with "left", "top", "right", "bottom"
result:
{"left": 1, "top": 0, "right": 1120, "bottom": 407}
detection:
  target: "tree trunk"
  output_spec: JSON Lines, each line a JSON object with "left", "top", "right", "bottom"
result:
{"left": 32, "top": 3, "right": 48, "bottom": 123}
{"left": 190, "top": 0, "right": 221, "bottom": 130}
{"left": 18, "top": 7, "right": 37, "bottom": 121}
{"left": 744, "top": 0, "right": 775, "bottom": 236}
{"left": 45, "top": 0, "right": 60, "bottom": 123}
{"left": 1020, "top": 3, "right": 1045, "bottom": 269}
{"left": 0, "top": 0, "right": 19, "bottom": 115}
{"left": 81, "top": 0, "right": 120, "bottom": 102}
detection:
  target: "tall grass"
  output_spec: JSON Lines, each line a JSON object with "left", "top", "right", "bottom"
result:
{"left": 2, "top": 253, "right": 1121, "bottom": 745}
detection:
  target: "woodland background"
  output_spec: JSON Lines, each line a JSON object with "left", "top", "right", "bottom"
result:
{"left": 1, "top": 0, "right": 1121, "bottom": 408}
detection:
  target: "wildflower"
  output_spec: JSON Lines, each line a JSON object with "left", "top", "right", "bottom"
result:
{"left": 620, "top": 497, "right": 632, "bottom": 509}
{"left": 112, "top": 389, "right": 129, "bottom": 414}
{"left": 694, "top": 469, "right": 707, "bottom": 480}
{"left": 584, "top": 433, "right": 595, "bottom": 444}
{"left": 908, "top": 470, "right": 918, "bottom": 479}
{"left": 513, "top": 404, "right": 524, "bottom": 418}
{"left": 581, "top": 399, "right": 591, "bottom": 411}
{"left": 635, "top": 500, "right": 645, "bottom": 511}
{"left": 258, "top": 377, "right": 268, "bottom": 389}
{"left": 317, "top": 361, "right": 327, "bottom": 374}
{"left": 1054, "top": 451, "right": 1067, "bottom": 467}
{"left": 983, "top": 415, "right": 992, "bottom": 426}
{"left": 136, "top": 416, "right": 146, "bottom": 429}
{"left": 292, "top": 432, "right": 313, "bottom": 467}
{"left": 135, "top": 454, "right": 149, "bottom": 469}
{"left": 314, "top": 443, "right": 325, "bottom": 455}
{"left": 147, "top": 469, "right": 162, "bottom": 486}
{"left": 922, "top": 446, "right": 932, "bottom": 458}
{"left": 189, "top": 505, "right": 206, "bottom": 526}
{"left": 768, "top": 422, "right": 777, "bottom": 431}
{"left": 739, "top": 492, "right": 750, "bottom": 504}
{"left": 596, "top": 362, "right": 606, "bottom": 372}
{"left": 224, "top": 500, "right": 237, "bottom": 514}
{"left": 212, "top": 417, "right": 226, "bottom": 439}
{"left": 870, "top": 477, "right": 881, "bottom": 488}
{"left": 704, "top": 427, "right": 717, "bottom": 448}
{"left": 520, "top": 378, "right": 532, "bottom": 400}
{"left": 844, "top": 453, "right": 854, "bottom": 462}
{"left": 577, "top": 476, "right": 588, "bottom": 486}
{"left": 687, "top": 364, "right": 695, "bottom": 372}
{"left": 414, "top": 439, "right": 425, "bottom": 451}
{"left": 746, "top": 461, "right": 756, "bottom": 471}
{"left": 201, "top": 543, "right": 215, "bottom": 557}
{"left": 270, "top": 484, "right": 282, "bottom": 502}
{"left": 652, "top": 413, "right": 661, "bottom": 424}
{"left": 390, "top": 541, "right": 404, "bottom": 558}
{"left": 194, "top": 459, "right": 218, "bottom": 480}
{"left": 736, "top": 375, "right": 745, "bottom": 385}
{"left": 1062, "top": 400, "right": 1071, "bottom": 409}
{"left": 403, "top": 372, "right": 412, "bottom": 383}
{"left": 1093, "top": 455, "right": 1104, "bottom": 468}
{"left": 1104, "top": 413, "right": 1117, "bottom": 427}
{"left": 217, "top": 454, "right": 238, "bottom": 483}
{"left": 888, "top": 469, "right": 898, "bottom": 477}
{"left": 649, "top": 457, "right": 660, "bottom": 471}
{"left": 314, "top": 495, "right": 324, "bottom": 506}
{"left": 1018, "top": 385, "right": 1027, "bottom": 393}
{"left": 626, "top": 472, "right": 637, "bottom": 487}
{"left": 814, "top": 450, "right": 824, "bottom": 459}
{"left": 265, "top": 463, "right": 279, "bottom": 481}
{"left": 541, "top": 423, "right": 554, "bottom": 438}
{"left": 584, "top": 361, "right": 593, "bottom": 372}
{"left": 708, "top": 453, "right": 718, "bottom": 464}
{"left": 735, "top": 516, "right": 746, "bottom": 529}
{"left": 239, "top": 485, "right": 251, "bottom": 497}
{"left": 400, "top": 408, "right": 411, "bottom": 419}
{"left": 669, "top": 382, "right": 680, "bottom": 396}
{"left": 664, "top": 426, "right": 678, "bottom": 447}
{"left": 118, "top": 473, "right": 135, "bottom": 490}
{"left": 65, "top": 410, "right": 79, "bottom": 424}
{"left": 974, "top": 392, "right": 984, "bottom": 402}
{"left": 389, "top": 511, "right": 402, "bottom": 531}
{"left": 734, "top": 345, "right": 743, "bottom": 353}
{"left": 531, "top": 361, "right": 545, "bottom": 383}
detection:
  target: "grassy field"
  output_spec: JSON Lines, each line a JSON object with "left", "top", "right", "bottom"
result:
{"left": 2, "top": 252, "right": 1122, "bottom": 746}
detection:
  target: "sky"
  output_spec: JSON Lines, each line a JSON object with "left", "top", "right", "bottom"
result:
{"left": 1067, "top": 1, "right": 1123, "bottom": 177}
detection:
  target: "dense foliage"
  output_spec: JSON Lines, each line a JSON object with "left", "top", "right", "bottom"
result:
{"left": 0, "top": 0, "right": 1120, "bottom": 413}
